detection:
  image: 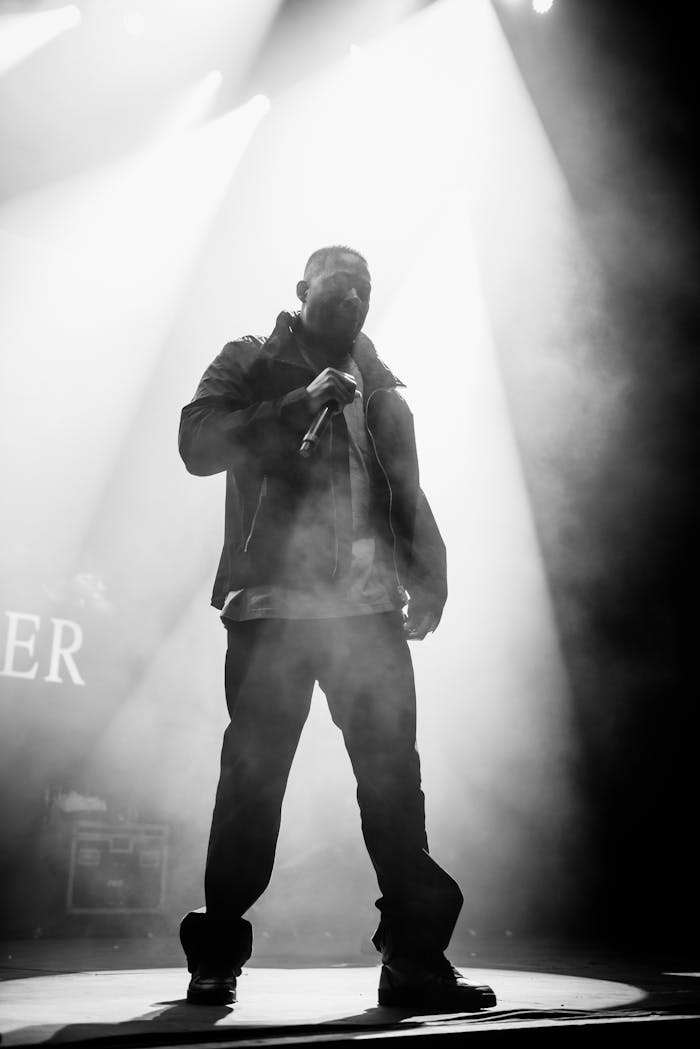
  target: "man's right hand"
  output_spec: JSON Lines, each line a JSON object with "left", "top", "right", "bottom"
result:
{"left": 305, "top": 368, "right": 357, "bottom": 415}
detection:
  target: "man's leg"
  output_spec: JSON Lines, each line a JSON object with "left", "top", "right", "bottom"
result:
{"left": 318, "top": 613, "right": 462, "bottom": 955}
{"left": 183, "top": 618, "right": 315, "bottom": 1000}
{"left": 318, "top": 612, "right": 495, "bottom": 1010}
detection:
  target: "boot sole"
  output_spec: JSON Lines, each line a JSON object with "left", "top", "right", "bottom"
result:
{"left": 187, "top": 985, "right": 236, "bottom": 1005}
{"left": 378, "top": 986, "right": 497, "bottom": 1010}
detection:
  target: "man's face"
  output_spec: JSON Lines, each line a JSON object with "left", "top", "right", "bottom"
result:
{"left": 298, "top": 252, "right": 371, "bottom": 350}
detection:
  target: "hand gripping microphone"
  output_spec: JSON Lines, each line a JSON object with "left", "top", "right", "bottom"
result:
{"left": 299, "top": 403, "right": 335, "bottom": 458}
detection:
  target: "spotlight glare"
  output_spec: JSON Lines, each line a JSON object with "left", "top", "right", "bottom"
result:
{"left": 348, "top": 42, "right": 369, "bottom": 73}
{"left": 0, "top": 4, "right": 81, "bottom": 75}
{"left": 250, "top": 93, "right": 271, "bottom": 117}
{"left": 124, "top": 11, "right": 146, "bottom": 36}
{"left": 63, "top": 4, "right": 82, "bottom": 27}
{"left": 532, "top": 0, "right": 554, "bottom": 12}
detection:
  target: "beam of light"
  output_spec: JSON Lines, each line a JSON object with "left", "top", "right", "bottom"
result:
{"left": 0, "top": 93, "right": 270, "bottom": 589}
{"left": 101, "top": 0, "right": 283, "bottom": 111}
{"left": 156, "top": 69, "right": 226, "bottom": 138}
{"left": 495, "top": 0, "right": 555, "bottom": 11}
{"left": 218, "top": 0, "right": 606, "bottom": 933}
{"left": 0, "top": 5, "right": 81, "bottom": 76}
{"left": 123, "top": 11, "right": 146, "bottom": 37}
{"left": 67, "top": 0, "right": 610, "bottom": 939}
{"left": 0, "top": 0, "right": 285, "bottom": 929}
{"left": 1, "top": 0, "right": 617, "bottom": 940}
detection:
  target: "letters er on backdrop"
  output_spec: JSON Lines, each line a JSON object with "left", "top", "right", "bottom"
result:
{"left": 177, "top": 245, "right": 497, "bottom": 1011}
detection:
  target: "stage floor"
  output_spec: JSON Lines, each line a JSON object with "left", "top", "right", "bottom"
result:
{"left": 1, "top": 936, "right": 699, "bottom": 1047}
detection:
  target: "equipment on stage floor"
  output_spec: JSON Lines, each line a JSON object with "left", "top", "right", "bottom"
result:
{"left": 66, "top": 820, "right": 168, "bottom": 914}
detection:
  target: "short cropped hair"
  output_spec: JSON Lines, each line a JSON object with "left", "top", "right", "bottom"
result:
{"left": 303, "top": 245, "right": 369, "bottom": 281}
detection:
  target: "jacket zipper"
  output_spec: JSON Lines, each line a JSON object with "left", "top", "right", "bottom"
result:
{"left": 365, "top": 389, "right": 403, "bottom": 594}
{"left": 243, "top": 476, "right": 266, "bottom": 552}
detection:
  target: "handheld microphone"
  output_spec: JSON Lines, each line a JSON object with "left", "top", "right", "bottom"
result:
{"left": 299, "top": 403, "right": 335, "bottom": 458}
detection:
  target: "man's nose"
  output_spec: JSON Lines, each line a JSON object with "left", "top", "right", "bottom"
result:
{"left": 345, "top": 287, "right": 361, "bottom": 303}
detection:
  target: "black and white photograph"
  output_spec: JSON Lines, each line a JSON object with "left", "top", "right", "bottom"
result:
{"left": 1, "top": 0, "right": 698, "bottom": 1046}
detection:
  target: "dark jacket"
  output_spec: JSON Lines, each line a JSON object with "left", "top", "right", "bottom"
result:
{"left": 179, "top": 311, "right": 447, "bottom": 619}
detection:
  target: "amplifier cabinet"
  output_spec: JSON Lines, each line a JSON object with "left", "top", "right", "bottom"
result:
{"left": 66, "top": 820, "right": 168, "bottom": 914}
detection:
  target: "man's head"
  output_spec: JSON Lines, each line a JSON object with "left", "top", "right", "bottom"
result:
{"left": 296, "top": 246, "right": 371, "bottom": 354}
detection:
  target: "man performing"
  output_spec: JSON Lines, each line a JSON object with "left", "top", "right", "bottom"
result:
{"left": 178, "top": 245, "right": 496, "bottom": 1011}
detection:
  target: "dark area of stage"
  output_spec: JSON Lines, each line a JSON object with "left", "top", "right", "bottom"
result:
{"left": 1, "top": 0, "right": 699, "bottom": 1047}
{"left": 492, "top": 0, "right": 700, "bottom": 950}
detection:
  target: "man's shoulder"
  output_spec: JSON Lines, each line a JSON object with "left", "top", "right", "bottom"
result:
{"left": 212, "top": 334, "right": 270, "bottom": 376}
{"left": 190, "top": 335, "right": 268, "bottom": 400}
{"left": 353, "top": 333, "right": 404, "bottom": 393}
{"left": 221, "top": 333, "right": 267, "bottom": 354}
{"left": 220, "top": 311, "right": 294, "bottom": 360}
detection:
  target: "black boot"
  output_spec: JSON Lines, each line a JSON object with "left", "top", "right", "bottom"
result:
{"left": 374, "top": 929, "right": 496, "bottom": 1012}
{"left": 180, "top": 911, "right": 252, "bottom": 1005}
{"left": 378, "top": 953, "right": 497, "bottom": 1011}
{"left": 187, "top": 962, "right": 239, "bottom": 1005}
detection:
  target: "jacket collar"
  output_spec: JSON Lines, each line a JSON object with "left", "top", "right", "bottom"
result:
{"left": 261, "top": 311, "right": 404, "bottom": 393}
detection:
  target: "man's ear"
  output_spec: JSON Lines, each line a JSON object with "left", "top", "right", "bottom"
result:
{"left": 296, "top": 279, "right": 309, "bottom": 303}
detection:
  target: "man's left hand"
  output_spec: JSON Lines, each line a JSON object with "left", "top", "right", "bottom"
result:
{"left": 403, "top": 606, "right": 440, "bottom": 640}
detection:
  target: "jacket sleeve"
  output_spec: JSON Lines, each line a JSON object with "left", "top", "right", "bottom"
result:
{"left": 178, "top": 340, "right": 313, "bottom": 476}
{"left": 406, "top": 487, "right": 448, "bottom": 623}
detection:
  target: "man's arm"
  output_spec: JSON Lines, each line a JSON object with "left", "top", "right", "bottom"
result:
{"left": 404, "top": 488, "right": 448, "bottom": 639}
{"left": 178, "top": 341, "right": 312, "bottom": 477}
{"left": 179, "top": 343, "right": 358, "bottom": 477}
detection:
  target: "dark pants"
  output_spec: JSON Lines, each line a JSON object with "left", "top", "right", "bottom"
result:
{"left": 198, "top": 611, "right": 462, "bottom": 967}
